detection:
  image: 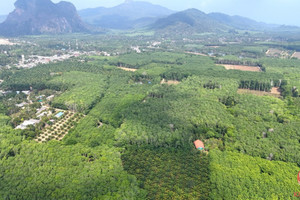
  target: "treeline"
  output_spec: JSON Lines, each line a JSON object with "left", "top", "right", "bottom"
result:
{"left": 239, "top": 80, "right": 277, "bottom": 92}
{"left": 161, "top": 69, "right": 191, "bottom": 81}
{"left": 280, "top": 80, "right": 299, "bottom": 97}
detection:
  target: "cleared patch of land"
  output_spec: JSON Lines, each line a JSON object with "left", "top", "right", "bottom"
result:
{"left": 266, "top": 48, "right": 289, "bottom": 58}
{"left": 266, "top": 48, "right": 282, "bottom": 56}
{"left": 185, "top": 51, "right": 208, "bottom": 57}
{"left": 217, "top": 64, "right": 261, "bottom": 72}
{"left": 161, "top": 79, "right": 180, "bottom": 85}
{"left": 238, "top": 87, "right": 281, "bottom": 98}
{"left": 0, "top": 39, "right": 14, "bottom": 45}
{"left": 291, "top": 52, "right": 300, "bottom": 59}
{"left": 206, "top": 46, "right": 220, "bottom": 48}
{"left": 118, "top": 67, "right": 137, "bottom": 72}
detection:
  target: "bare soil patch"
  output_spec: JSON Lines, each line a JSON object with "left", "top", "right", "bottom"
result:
{"left": 118, "top": 67, "right": 137, "bottom": 72}
{"left": 185, "top": 51, "right": 208, "bottom": 57}
{"left": 238, "top": 87, "right": 281, "bottom": 98}
{"left": 161, "top": 79, "right": 180, "bottom": 85}
{"left": 207, "top": 46, "right": 220, "bottom": 48}
{"left": 217, "top": 64, "right": 261, "bottom": 72}
{"left": 270, "top": 87, "right": 281, "bottom": 95}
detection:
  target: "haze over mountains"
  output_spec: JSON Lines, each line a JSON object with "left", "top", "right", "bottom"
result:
{"left": 0, "top": 0, "right": 299, "bottom": 36}
{"left": 78, "top": 0, "right": 174, "bottom": 29}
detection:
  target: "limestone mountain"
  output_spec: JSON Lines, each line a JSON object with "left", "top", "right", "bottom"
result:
{"left": 0, "top": 0, "right": 88, "bottom": 36}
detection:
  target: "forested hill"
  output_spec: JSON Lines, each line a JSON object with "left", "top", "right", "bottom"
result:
{"left": 150, "top": 9, "right": 229, "bottom": 34}
{"left": 78, "top": 0, "right": 174, "bottom": 29}
{"left": 150, "top": 8, "right": 300, "bottom": 35}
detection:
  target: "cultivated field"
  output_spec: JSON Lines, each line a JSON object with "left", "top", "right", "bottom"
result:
{"left": 35, "top": 111, "right": 84, "bottom": 143}
{"left": 118, "top": 67, "right": 137, "bottom": 72}
{"left": 217, "top": 64, "right": 261, "bottom": 72}
{"left": 237, "top": 87, "right": 281, "bottom": 97}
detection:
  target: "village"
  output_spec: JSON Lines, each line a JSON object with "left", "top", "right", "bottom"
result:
{"left": 16, "top": 50, "right": 113, "bottom": 69}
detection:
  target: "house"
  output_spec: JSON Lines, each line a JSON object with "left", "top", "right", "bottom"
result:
{"left": 36, "top": 106, "right": 47, "bottom": 115}
{"left": 46, "top": 95, "right": 55, "bottom": 101}
{"left": 37, "top": 112, "right": 48, "bottom": 119}
{"left": 15, "top": 102, "right": 28, "bottom": 108}
{"left": 22, "top": 91, "right": 31, "bottom": 95}
{"left": 194, "top": 140, "right": 205, "bottom": 150}
{"left": 16, "top": 119, "right": 40, "bottom": 130}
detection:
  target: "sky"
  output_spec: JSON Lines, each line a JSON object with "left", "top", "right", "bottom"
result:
{"left": 1, "top": 0, "right": 300, "bottom": 26}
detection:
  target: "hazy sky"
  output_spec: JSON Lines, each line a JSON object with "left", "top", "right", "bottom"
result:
{"left": 1, "top": 0, "right": 300, "bottom": 26}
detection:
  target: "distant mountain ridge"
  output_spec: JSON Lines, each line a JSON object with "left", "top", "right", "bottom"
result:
{"left": 78, "top": 0, "right": 174, "bottom": 29}
{"left": 0, "top": 0, "right": 88, "bottom": 36}
{"left": 79, "top": 1, "right": 298, "bottom": 33}
{"left": 149, "top": 8, "right": 300, "bottom": 34}
{"left": 1, "top": 0, "right": 299, "bottom": 36}
{"left": 208, "top": 13, "right": 278, "bottom": 31}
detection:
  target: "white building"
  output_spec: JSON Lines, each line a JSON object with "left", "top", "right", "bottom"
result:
{"left": 16, "top": 119, "right": 40, "bottom": 130}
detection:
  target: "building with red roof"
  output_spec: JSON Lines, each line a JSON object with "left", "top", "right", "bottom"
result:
{"left": 194, "top": 140, "right": 205, "bottom": 150}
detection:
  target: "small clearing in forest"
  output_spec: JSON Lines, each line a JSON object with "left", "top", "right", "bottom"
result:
{"left": 185, "top": 51, "right": 208, "bottom": 57}
{"left": 161, "top": 79, "right": 180, "bottom": 85}
{"left": 266, "top": 49, "right": 289, "bottom": 58}
{"left": 238, "top": 87, "right": 281, "bottom": 97}
{"left": 118, "top": 67, "right": 137, "bottom": 72}
{"left": 217, "top": 64, "right": 261, "bottom": 72}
